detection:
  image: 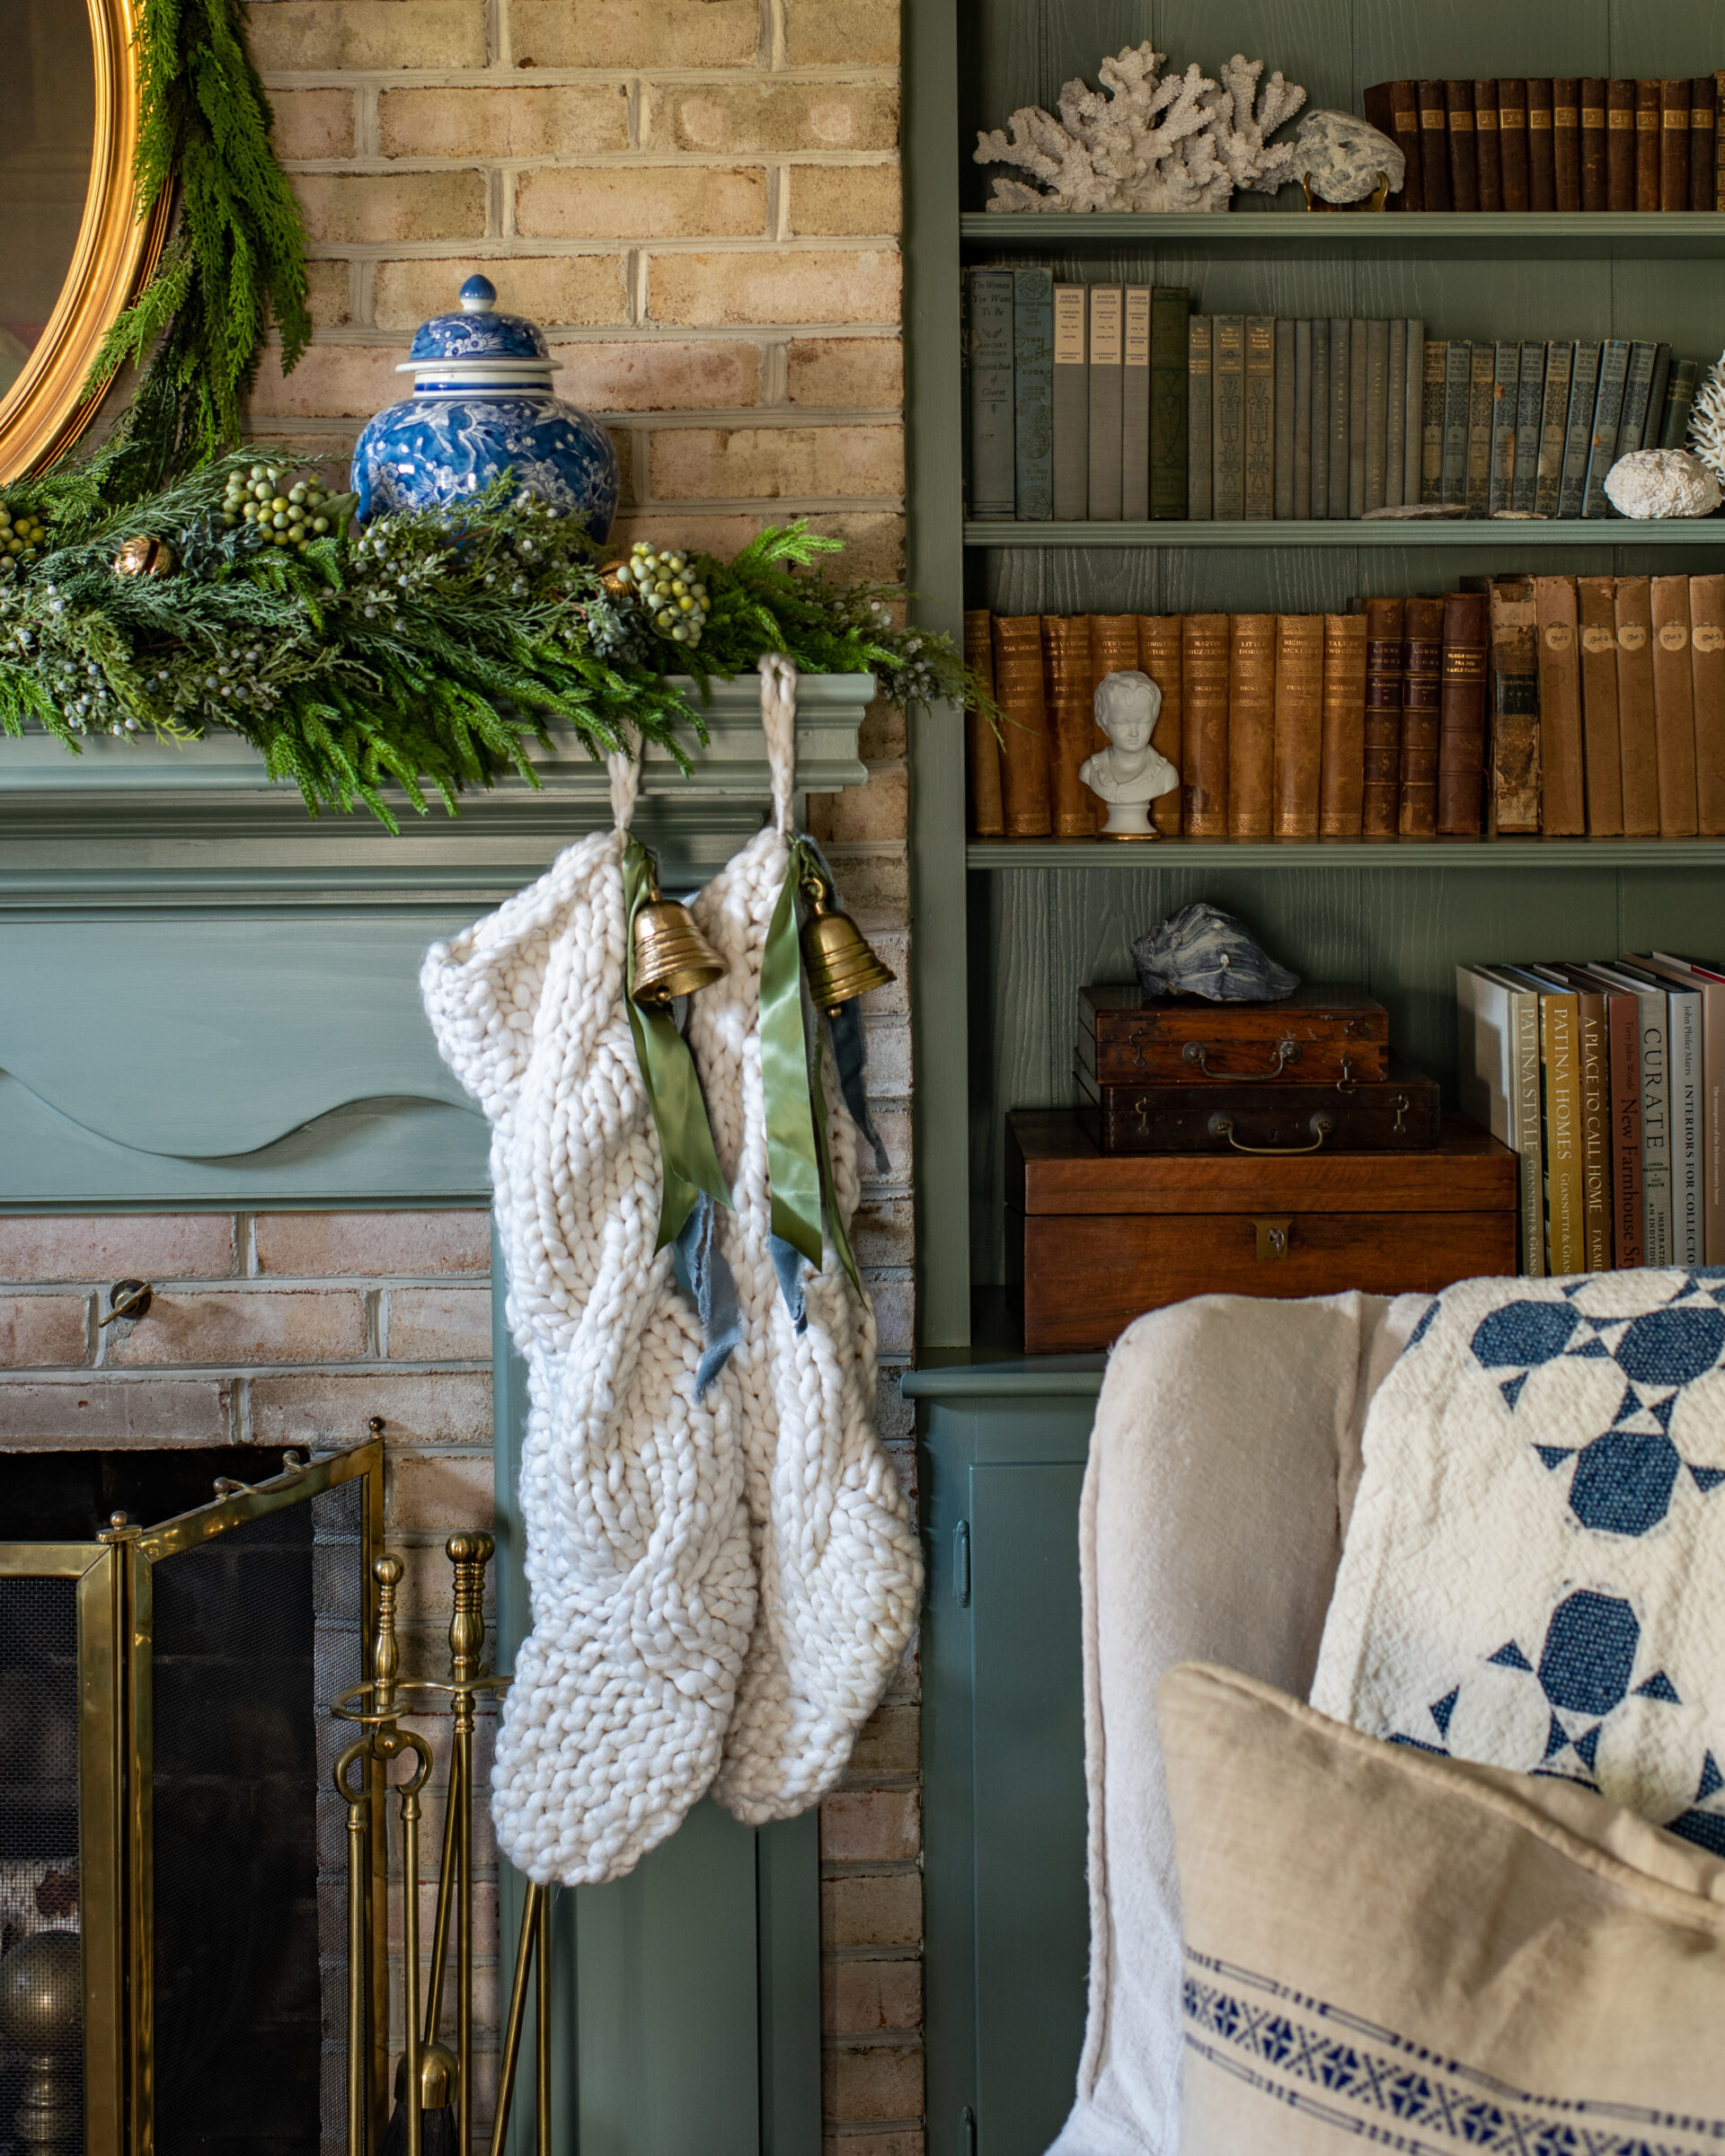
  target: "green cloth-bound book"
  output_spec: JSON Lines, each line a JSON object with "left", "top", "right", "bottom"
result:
{"left": 1012, "top": 266, "right": 1054, "bottom": 523}
{"left": 1149, "top": 286, "right": 1189, "bottom": 520}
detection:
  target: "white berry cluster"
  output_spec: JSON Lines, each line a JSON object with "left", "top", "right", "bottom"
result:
{"left": 222, "top": 464, "right": 334, "bottom": 550}
{"left": 612, "top": 541, "right": 712, "bottom": 647}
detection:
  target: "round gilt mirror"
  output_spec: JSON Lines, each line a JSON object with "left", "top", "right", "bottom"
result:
{"left": 0, "top": 0, "right": 166, "bottom": 479}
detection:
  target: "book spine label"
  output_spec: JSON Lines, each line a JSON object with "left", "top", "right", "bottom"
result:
{"left": 1534, "top": 341, "right": 1572, "bottom": 517}
{"left": 1311, "top": 320, "right": 1331, "bottom": 517}
{"left": 1527, "top": 77, "right": 1557, "bottom": 209}
{"left": 1650, "top": 574, "right": 1701, "bottom": 835}
{"left": 1579, "top": 78, "right": 1607, "bottom": 209}
{"left": 1087, "top": 286, "right": 1124, "bottom": 522}
{"left": 1012, "top": 266, "right": 1054, "bottom": 522}
{"left": 1272, "top": 614, "right": 1324, "bottom": 837}
{"left": 1120, "top": 286, "right": 1151, "bottom": 523}
{"left": 1273, "top": 317, "right": 1297, "bottom": 519}
{"left": 1615, "top": 577, "right": 1662, "bottom": 836}
{"left": 1552, "top": 77, "right": 1581, "bottom": 209}
{"left": 1670, "top": 991, "right": 1703, "bottom": 1263}
{"left": 1438, "top": 591, "right": 1489, "bottom": 835}
{"left": 1635, "top": 79, "right": 1661, "bottom": 210}
{"left": 991, "top": 616, "right": 1052, "bottom": 836}
{"left": 1418, "top": 80, "right": 1453, "bottom": 209}
{"left": 1606, "top": 79, "right": 1636, "bottom": 210}
{"left": 1691, "top": 573, "right": 1725, "bottom": 835}
{"left": 1576, "top": 576, "right": 1625, "bottom": 835}
{"left": 1226, "top": 613, "right": 1277, "bottom": 836}
{"left": 1660, "top": 78, "right": 1690, "bottom": 209}
{"left": 1387, "top": 82, "right": 1424, "bottom": 209}
{"left": 1533, "top": 576, "right": 1586, "bottom": 834}
{"left": 1181, "top": 614, "right": 1230, "bottom": 835}
{"left": 964, "top": 609, "right": 1004, "bottom": 836}
{"left": 1582, "top": 339, "right": 1629, "bottom": 518}
{"left": 1487, "top": 579, "right": 1541, "bottom": 835}
{"left": 1365, "top": 318, "right": 1391, "bottom": 513}
{"left": 1511, "top": 991, "right": 1546, "bottom": 1274}
{"left": 1542, "top": 994, "right": 1584, "bottom": 1274}
{"left": 1489, "top": 341, "right": 1519, "bottom": 514}
{"left": 967, "top": 269, "right": 1016, "bottom": 518}
{"left": 1441, "top": 340, "right": 1471, "bottom": 508}
{"left": 1446, "top": 79, "right": 1481, "bottom": 208}
{"left": 1362, "top": 596, "right": 1405, "bottom": 837}
{"left": 1573, "top": 993, "right": 1612, "bottom": 1269}
{"left": 1499, "top": 78, "right": 1530, "bottom": 209}
{"left": 1399, "top": 598, "right": 1444, "bottom": 836}
{"left": 1328, "top": 316, "right": 1351, "bottom": 519}
{"left": 1243, "top": 315, "right": 1276, "bottom": 520}
{"left": 1212, "top": 314, "right": 1245, "bottom": 521}
{"left": 1051, "top": 286, "right": 1089, "bottom": 520}
{"left": 1557, "top": 342, "right": 1601, "bottom": 519}
{"left": 1420, "top": 334, "right": 1445, "bottom": 504}
{"left": 1148, "top": 287, "right": 1189, "bottom": 520}
{"left": 1137, "top": 615, "right": 1184, "bottom": 835}
{"left": 1318, "top": 613, "right": 1367, "bottom": 836}
{"left": 1692, "top": 76, "right": 1716, "bottom": 209}
{"left": 1465, "top": 342, "right": 1495, "bottom": 516}
{"left": 1474, "top": 79, "right": 1503, "bottom": 209}
{"left": 1043, "top": 613, "right": 1098, "bottom": 837}
{"left": 1186, "top": 315, "right": 1212, "bottom": 520}
{"left": 1293, "top": 320, "right": 1313, "bottom": 520}
{"left": 1606, "top": 989, "right": 1646, "bottom": 1265}
{"left": 1402, "top": 319, "right": 1425, "bottom": 508}
{"left": 1511, "top": 340, "right": 1544, "bottom": 514}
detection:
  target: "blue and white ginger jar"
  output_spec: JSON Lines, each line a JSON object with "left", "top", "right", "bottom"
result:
{"left": 350, "top": 273, "right": 620, "bottom": 536}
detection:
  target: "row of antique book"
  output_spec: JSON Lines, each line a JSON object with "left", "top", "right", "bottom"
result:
{"left": 965, "top": 579, "right": 1725, "bottom": 843}
{"left": 1363, "top": 76, "right": 1725, "bottom": 213}
{"left": 1457, "top": 957, "right": 1725, "bottom": 1279}
{"left": 963, "top": 269, "right": 1706, "bottom": 524}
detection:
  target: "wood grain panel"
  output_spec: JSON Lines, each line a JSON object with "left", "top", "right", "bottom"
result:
{"left": 1607, "top": 0, "right": 1725, "bottom": 80}
{"left": 1358, "top": 0, "right": 1608, "bottom": 83}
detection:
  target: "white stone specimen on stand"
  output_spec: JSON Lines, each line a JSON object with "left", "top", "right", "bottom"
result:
{"left": 975, "top": 44, "right": 1306, "bottom": 214}
{"left": 1293, "top": 108, "right": 1406, "bottom": 201}
{"left": 1602, "top": 448, "right": 1723, "bottom": 520}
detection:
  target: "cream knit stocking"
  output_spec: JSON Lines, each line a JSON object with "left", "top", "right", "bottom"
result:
{"left": 687, "top": 656, "right": 924, "bottom": 1823}
{"left": 420, "top": 752, "right": 754, "bottom": 1885}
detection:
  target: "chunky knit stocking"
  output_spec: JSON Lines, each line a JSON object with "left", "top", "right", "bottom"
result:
{"left": 420, "top": 754, "right": 754, "bottom": 1885}
{"left": 687, "top": 657, "right": 924, "bottom": 1823}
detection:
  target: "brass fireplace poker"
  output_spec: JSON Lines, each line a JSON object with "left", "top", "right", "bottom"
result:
{"left": 332, "top": 1533, "right": 550, "bottom": 2156}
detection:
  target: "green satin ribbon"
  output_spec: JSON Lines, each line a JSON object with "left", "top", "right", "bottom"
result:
{"left": 760, "top": 837, "right": 862, "bottom": 1295}
{"left": 622, "top": 836, "right": 731, "bottom": 1250}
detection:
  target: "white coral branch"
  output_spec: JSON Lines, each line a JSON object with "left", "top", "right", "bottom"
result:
{"left": 1689, "top": 350, "right": 1725, "bottom": 486}
{"left": 1207, "top": 53, "right": 1307, "bottom": 193}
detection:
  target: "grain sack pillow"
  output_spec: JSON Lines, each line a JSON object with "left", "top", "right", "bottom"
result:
{"left": 1159, "top": 1661, "right": 1725, "bottom": 2155}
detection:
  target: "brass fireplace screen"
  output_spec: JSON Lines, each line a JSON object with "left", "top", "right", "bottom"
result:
{"left": 0, "top": 1438, "right": 385, "bottom": 2156}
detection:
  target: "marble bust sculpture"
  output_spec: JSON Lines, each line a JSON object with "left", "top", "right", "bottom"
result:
{"left": 1079, "top": 670, "right": 1181, "bottom": 838}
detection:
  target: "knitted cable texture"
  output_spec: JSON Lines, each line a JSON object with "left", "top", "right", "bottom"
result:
{"left": 420, "top": 751, "right": 754, "bottom": 1886}
{"left": 688, "top": 656, "right": 924, "bottom": 1823}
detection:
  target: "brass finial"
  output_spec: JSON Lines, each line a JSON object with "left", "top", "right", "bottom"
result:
{"left": 372, "top": 1552, "right": 403, "bottom": 1718}
{"left": 447, "top": 1533, "right": 494, "bottom": 1687}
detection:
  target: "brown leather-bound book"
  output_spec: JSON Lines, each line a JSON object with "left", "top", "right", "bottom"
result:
{"left": 1499, "top": 78, "right": 1530, "bottom": 209}
{"left": 1532, "top": 576, "right": 1586, "bottom": 835}
{"left": 1227, "top": 614, "right": 1276, "bottom": 837}
{"left": 1660, "top": 81, "right": 1690, "bottom": 209}
{"left": 1692, "top": 78, "right": 1716, "bottom": 209}
{"left": 1446, "top": 80, "right": 1480, "bottom": 209}
{"left": 1043, "top": 614, "right": 1098, "bottom": 840}
{"left": 1606, "top": 80, "right": 1636, "bottom": 209}
{"left": 1526, "top": 80, "right": 1557, "bottom": 210}
{"left": 1400, "top": 597, "right": 1444, "bottom": 835}
{"left": 1089, "top": 613, "right": 1140, "bottom": 832}
{"left": 1485, "top": 576, "right": 1540, "bottom": 835}
{"left": 1614, "top": 578, "right": 1660, "bottom": 835}
{"left": 1362, "top": 596, "right": 1405, "bottom": 836}
{"left": 964, "top": 609, "right": 1005, "bottom": 837}
{"left": 1181, "top": 614, "right": 1229, "bottom": 837}
{"left": 1137, "top": 615, "right": 1184, "bottom": 835}
{"left": 1635, "top": 81, "right": 1661, "bottom": 209}
{"left": 1579, "top": 78, "right": 1607, "bottom": 210}
{"left": 1272, "top": 614, "right": 1324, "bottom": 839}
{"left": 1716, "top": 70, "right": 1725, "bottom": 210}
{"left": 1382, "top": 81, "right": 1424, "bottom": 209}
{"left": 1691, "top": 575, "right": 1725, "bottom": 836}
{"left": 1552, "top": 78, "right": 1581, "bottom": 209}
{"left": 1437, "top": 591, "right": 1489, "bottom": 835}
{"left": 1650, "top": 575, "right": 1700, "bottom": 833}
{"left": 1319, "top": 613, "right": 1367, "bottom": 838}
{"left": 991, "top": 615, "right": 1052, "bottom": 838}
{"left": 1473, "top": 82, "right": 1503, "bottom": 210}
{"left": 1576, "top": 577, "right": 1624, "bottom": 835}
{"left": 1417, "top": 81, "right": 1453, "bottom": 210}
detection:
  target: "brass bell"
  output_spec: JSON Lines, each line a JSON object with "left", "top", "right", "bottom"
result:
{"left": 800, "top": 877, "right": 896, "bottom": 1012}
{"left": 631, "top": 874, "right": 725, "bottom": 1004}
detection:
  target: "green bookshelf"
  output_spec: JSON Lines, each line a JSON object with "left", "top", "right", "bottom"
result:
{"left": 959, "top": 209, "right": 1725, "bottom": 257}
{"left": 962, "top": 517, "right": 1725, "bottom": 547}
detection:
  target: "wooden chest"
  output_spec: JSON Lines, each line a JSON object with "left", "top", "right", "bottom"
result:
{"left": 1007, "top": 1109, "right": 1518, "bottom": 1354}
{"left": 1078, "top": 983, "right": 1390, "bottom": 1086}
{"left": 1075, "top": 1059, "right": 1442, "bottom": 1153}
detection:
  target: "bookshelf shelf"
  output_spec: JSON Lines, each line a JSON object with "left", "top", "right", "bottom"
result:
{"left": 963, "top": 519, "right": 1725, "bottom": 549}
{"left": 968, "top": 837, "right": 1725, "bottom": 870}
{"left": 959, "top": 210, "right": 1725, "bottom": 260}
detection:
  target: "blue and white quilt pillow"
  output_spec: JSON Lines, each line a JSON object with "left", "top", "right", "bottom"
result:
{"left": 1312, "top": 1269, "right": 1725, "bottom": 1852}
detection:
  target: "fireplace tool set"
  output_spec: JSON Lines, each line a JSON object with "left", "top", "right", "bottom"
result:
{"left": 332, "top": 1534, "right": 551, "bottom": 2156}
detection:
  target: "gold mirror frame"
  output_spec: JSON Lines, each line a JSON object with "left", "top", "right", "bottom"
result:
{"left": 0, "top": 0, "right": 171, "bottom": 482}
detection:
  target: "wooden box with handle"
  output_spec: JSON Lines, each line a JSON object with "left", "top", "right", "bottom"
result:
{"left": 1077, "top": 983, "right": 1390, "bottom": 1085}
{"left": 1007, "top": 1109, "right": 1517, "bottom": 1353}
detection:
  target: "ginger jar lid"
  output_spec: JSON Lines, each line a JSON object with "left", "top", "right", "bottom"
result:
{"left": 400, "top": 274, "right": 559, "bottom": 393}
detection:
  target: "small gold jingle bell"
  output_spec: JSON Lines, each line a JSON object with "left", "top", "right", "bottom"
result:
{"left": 112, "top": 534, "right": 177, "bottom": 577}
{"left": 801, "top": 876, "right": 896, "bottom": 1013}
{"left": 632, "top": 872, "right": 725, "bottom": 1004}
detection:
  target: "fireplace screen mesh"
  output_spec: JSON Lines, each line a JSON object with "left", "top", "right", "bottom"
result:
{"left": 0, "top": 1575, "right": 84, "bottom": 2154}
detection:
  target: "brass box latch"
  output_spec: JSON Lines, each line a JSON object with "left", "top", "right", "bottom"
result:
{"left": 1254, "top": 1216, "right": 1293, "bottom": 1261}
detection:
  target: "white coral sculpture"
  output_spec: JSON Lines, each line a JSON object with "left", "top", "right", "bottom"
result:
{"left": 1688, "top": 349, "right": 1725, "bottom": 489}
{"left": 974, "top": 43, "right": 1305, "bottom": 213}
